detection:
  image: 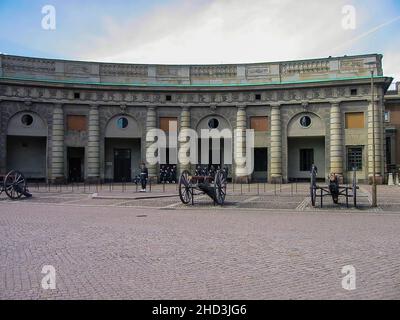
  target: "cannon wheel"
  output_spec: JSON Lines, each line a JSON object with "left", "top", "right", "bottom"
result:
{"left": 352, "top": 170, "right": 357, "bottom": 207}
{"left": 4, "top": 170, "right": 26, "bottom": 200}
{"left": 178, "top": 170, "right": 192, "bottom": 205}
{"left": 214, "top": 170, "right": 227, "bottom": 205}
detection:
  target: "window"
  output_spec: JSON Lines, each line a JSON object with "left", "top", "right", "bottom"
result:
{"left": 386, "top": 137, "right": 392, "bottom": 166}
{"left": 67, "top": 115, "right": 87, "bottom": 131}
{"left": 350, "top": 89, "right": 358, "bottom": 96}
{"left": 21, "top": 114, "right": 33, "bottom": 126}
{"left": 74, "top": 92, "right": 80, "bottom": 99}
{"left": 160, "top": 117, "right": 178, "bottom": 132}
{"left": 250, "top": 116, "right": 268, "bottom": 131}
{"left": 300, "top": 149, "right": 314, "bottom": 172}
{"left": 255, "top": 94, "right": 261, "bottom": 101}
{"left": 165, "top": 95, "right": 172, "bottom": 101}
{"left": 384, "top": 111, "right": 390, "bottom": 122}
{"left": 208, "top": 118, "right": 219, "bottom": 129}
{"left": 347, "top": 147, "right": 363, "bottom": 170}
{"left": 117, "top": 117, "right": 128, "bottom": 129}
{"left": 345, "top": 112, "right": 364, "bottom": 129}
{"left": 299, "top": 115, "right": 312, "bottom": 128}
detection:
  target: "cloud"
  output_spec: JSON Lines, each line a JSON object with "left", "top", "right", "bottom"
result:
{"left": 53, "top": 0, "right": 400, "bottom": 85}
{"left": 77, "top": 0, "right": 355, "bottom": 63}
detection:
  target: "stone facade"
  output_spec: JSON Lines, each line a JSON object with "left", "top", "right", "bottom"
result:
{"left": 0, "top": 53, "right": 394, "bottom": 183}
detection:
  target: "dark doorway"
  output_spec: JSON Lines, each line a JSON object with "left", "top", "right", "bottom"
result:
{"left": 114, "top": 148, "right": 131, "bottom": 182}
{"left": 253, "top": 148, "right": 268, "bottom": 182}
{"left": 300, "top": 149, "right": 314, "bottom": 172}
{"left": 68, "top": 147, "right": 84, "bottom": 182}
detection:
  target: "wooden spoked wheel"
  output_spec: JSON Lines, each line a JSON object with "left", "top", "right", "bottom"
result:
{"left": 178, "top": 170, "right": 192, "bottom": 204}
{"left": 213, "top": 170, "right": 227, "bottom": 205}
{"left": 4, "top": 170, "right": 27, "bottom": 200}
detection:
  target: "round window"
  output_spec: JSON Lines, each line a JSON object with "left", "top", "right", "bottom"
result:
{"left": 208, "top": 118, "right": 219, "bottom": 129}
{"left": 117, "top": 117, "right": 128, "bottom": 129}
{"left": 299, "top": 115, "right": 311, "bottom": 128}
{"left": 21, "top": 114, "right": 33, "bottom": 126}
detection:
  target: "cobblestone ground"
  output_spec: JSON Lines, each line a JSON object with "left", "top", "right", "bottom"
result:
{"left": 0, "top": 183, "right": 400, "bottom": 299}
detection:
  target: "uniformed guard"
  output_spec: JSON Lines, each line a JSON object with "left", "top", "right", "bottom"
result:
{"left": 139, "top": 162, "right": 149, "bottom": 192}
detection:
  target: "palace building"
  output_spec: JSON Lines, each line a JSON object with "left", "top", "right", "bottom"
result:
{"left": 0, "top": 53, "right": 396, "bottom": 183}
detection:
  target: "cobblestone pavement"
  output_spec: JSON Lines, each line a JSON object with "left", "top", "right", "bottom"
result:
{"left": 2, "top": 182, "right": 399, "bottom": 213}
{"left": 1, "top": 185, "right": 400, "bottom": 299}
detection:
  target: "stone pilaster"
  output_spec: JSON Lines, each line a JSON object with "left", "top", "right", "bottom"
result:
{"left": 87, "top": 105, "right": 100, "bottom": 181}
{"left": 51, "top": 103, "right": 64, "bottom": 182}
{"left": 270, "top": 104, "right": 282, "bottom": 182}
{"left": 330, "top": 102, "right": 343, "bottom": 178}
{"left": 145, "top": 106, "right": 157, "bottom": 180}
{"left": 178, "top": 105, "right": 191, "bottom": 175}
{"left": 367, "top": 99, "right": 383, "bottom": 182}
{"left": 235, "top": 105, "right": 248, "bottom": 182}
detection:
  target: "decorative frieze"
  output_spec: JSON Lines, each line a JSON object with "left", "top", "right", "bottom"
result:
{"left": 340, "top": 59, "right": 365, "bottom": 72}
{"left": 100, "top": 63, "right": 148, "bottom": 77}
{"left": 246, "top": 65, "right": 271, "bottom": 77}
{"left": 0, "top": 83, "right": 377, "bottom": 106}
{"left": 0, "top": 54, "right": 382, "bottom": 85}
{"left": 281, "top": 60, "right": 329, "bottom": 74}
{"left": 2, "top": 56, "right": 55, "bottom": 73}
{"left": 191, "top": 65, "right": 237, "bottom": 78}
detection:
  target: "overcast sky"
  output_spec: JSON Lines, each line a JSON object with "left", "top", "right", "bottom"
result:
{"left": 0, "top": 0, "right": 399, "bottom": 86}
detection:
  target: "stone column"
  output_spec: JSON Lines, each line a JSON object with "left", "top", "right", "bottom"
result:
{"left": 235, "top": 105, "right": 248, "bottom": 182}
{"left": 145, "top": 106, "right": 158, "bottom": 181}
{"left": 368, "top": 99, "right": 383, "bottom": 183}
{"left": 178, "top": 105, "right": 191, "bottom": 175}
{"left": 270, "top": 104, "right": 282, "bottom": 182}
{"left": 51, "top": 103, "right": 65, "bottom": 182}
{"left": 330, "top": 101, "right": 344, "bottom": 179}
{"left": 87, "top": 105, "right": 100, "bottom": 182}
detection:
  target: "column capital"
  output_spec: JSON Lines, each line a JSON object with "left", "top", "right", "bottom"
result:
{"left": 329, "top": 100, "right": 342, "bottom": 106}
{"left": 237, "top": 104, "right": 247, "bottom": 110}
{"left": 89, "top": 104, "right": 99, "bottom": 110}
{"left": 270, "top": 102, "right": 281, "bottom": 108}
{"left": 181, "top": 105, "right": 190, "bottom": 112}
{"left": 54, "top": 103, "right": 63, "bottom": 109}
{"left": 147, "top": 105, "right": 157, "bottom": 111}
{"left": 367, "top": 98, "right": 380, "bottom": 103}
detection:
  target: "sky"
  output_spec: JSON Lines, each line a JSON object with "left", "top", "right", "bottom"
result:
{"left": 0, "top": 0, "right": 399, "bottom": 87}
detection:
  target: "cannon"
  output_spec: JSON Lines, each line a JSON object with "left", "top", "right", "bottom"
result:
{"left": 0, "top": 170, "right": 32, "bottom": 200}
{"left": 310, "top": 166, "right": 358, "bottom": 208}
{"left": 178, "top": 165, "right": 227, "bottom": 206}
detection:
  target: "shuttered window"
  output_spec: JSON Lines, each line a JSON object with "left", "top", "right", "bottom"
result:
{"left": 345, "top": 112, "right": 364, "bottom": 129}
{"left": 250, "top": 116, "right": 268, "bottom": 131}
{"left": 159, "top": 117, "right": 178, "bottom": 132}
{"left": 67, "top": 115, "right": 87, "bottom": 131}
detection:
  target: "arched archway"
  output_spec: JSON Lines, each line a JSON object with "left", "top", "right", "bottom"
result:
{"left": 287, "top": 112, "right": 326, "bottom": 181}
{"left": 6, "top": 111, "right": 48, "bottom": 179}
{"left": 195, "top": 114, "right": 233, "bottom": 175}
{"left": 104, "top": 114, "right": 142, "bottom": 182}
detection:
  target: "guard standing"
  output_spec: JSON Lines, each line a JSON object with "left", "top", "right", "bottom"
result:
{"left": 139, "top": 162, "right": 148, "bottom": 192}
